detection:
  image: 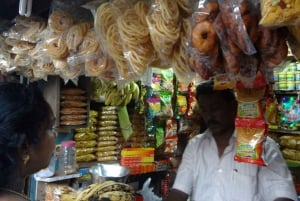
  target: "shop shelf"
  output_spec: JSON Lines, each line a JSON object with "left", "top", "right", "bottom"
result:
{"left": 34, "top": 172, "right": 81, "bottom": 182}
{"left": 269, "top": 129, "right": 300, "bottom": 135}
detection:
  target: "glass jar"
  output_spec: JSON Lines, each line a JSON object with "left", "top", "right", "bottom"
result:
{"left": 58, "top": 140, "right": 77, "bottom": 175}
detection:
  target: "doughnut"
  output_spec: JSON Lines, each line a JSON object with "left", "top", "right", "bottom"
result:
{"left": 48, "top": 10, "right": 74, "bottom": 33}
{"left": 44, "top": 37, "right": 69, "bottom": 59}
{"left": 191, "top": 21, "right": 218, "bottom": 55}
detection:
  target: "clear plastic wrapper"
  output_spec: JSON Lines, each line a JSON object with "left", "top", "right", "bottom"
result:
{"left": 172, "top": 18, "right": 197, "bottom": 84}
{"left": 50, "top": 0, "right": 93, "bottom": 23}
{"left": 117, "top": 1, "right": 155, "bottom": 77}
{"left": 259, "top": 0, "right": 300, "bottom": 27}
{"left": 218, "top": 0, "right": 257, "bottom": 55}
{"left": 76, "top": 147, "right": 96, "bottom": 156}
{"left": 255, "top": 27, "right": 288, "bottom": 68}
{"left": 146, "top": 0, "right": 181, "bottom": 64}
{"left": 75, "top": 132, "right": 97, "bottom": 141}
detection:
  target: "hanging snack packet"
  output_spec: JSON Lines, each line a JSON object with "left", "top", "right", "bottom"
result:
{"left": 234, "top": 117, "right": 267, "bottom": 166}
{"left": 234, "top": 87, "right": 267, "bottom": 166}
{"left": 160, "top": 91, "right": 173, "bottom": 117}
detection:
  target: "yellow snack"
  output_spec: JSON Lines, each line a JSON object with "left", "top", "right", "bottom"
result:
{"left": 260, "top": 0, "right": 300, "bottom": 26}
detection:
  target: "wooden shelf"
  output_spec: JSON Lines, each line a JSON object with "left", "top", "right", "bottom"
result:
{"left": 269, "top": 129, "right": 300, "bottom": 135}
{"left": 274, "top": 90, "right": 300, "bottom": 95}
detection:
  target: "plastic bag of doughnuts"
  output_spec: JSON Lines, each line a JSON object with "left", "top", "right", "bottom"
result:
{"left": 259, "top": 0, "right": 300, "bottom": 27}
{"left": 255, "top": 27, "right": 288, "bottom": 68}
{"left": 218, "top": 0, "right": 257, "bottom": 55}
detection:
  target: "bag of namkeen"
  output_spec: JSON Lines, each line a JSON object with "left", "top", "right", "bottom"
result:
{"left": 234, "top": 117, "right": 267, "bottom": 166}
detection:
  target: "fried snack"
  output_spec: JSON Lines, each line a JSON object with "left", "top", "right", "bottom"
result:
{"left": 60, "top": 120, "right": 86, "bottom": 126}
{"left": 96, "top": 146, "right": 117, "bottom": 152}
{"left": 172, "top": 19, "right": 194, "bottom": 83}
{"left": 105, "top": 24, "right": 130, "bottom": 79}
{"left": 78, "top": 31, "right": 99, "bottom": 55}
{"left": 76, "top": 154, "right": 96, "bottom": 162}
{"left": 191, "top": 21, "right": 218, "bottom": 55}
{"left": 260, "top": 0, "right": 300, "bottom": 27}
{"left": 76, "top": 147, "right": 96, "bottom": 156}
{"left": 66, "top": 22, "right": 93, "bottom": 53}
{"left": 85, "top": 55, "right": 110, "bottom": 76}
{"left": 97, "top": 155, "right": 118, "bottom": 162}
{"left": 60, "top": 107, "right": 87, "bottom": 115}
{"left": 44, "top": 37, "right": 69, "bottom": 59}
{"left": 146, "top": 0, "right": 180, "bottom": 60}
{"left": 76, "top": 140, "right": 97, "bottom": 148}
{"left": 61, "top": 88, "right": 85, "bottom": 95}
{"left": 11, "top": 41, "right": 35, "bottom": 54}
{"left": 48, "top": 10, "right": 74, "bottom": 33}
{"left": 134, "top": 1, "right": 150, "bottom": 26}
{"left": 60, "top": 114, "right": 88, "bottom": 121}
{"left": 22, "top": 21, "right": 46, "bottom": 42}
{"left": 117, "top": 7, "right": 152, "bottom": 76}
{"left": 60, "top": 100, "right": 87, "bottom": 107}
{"left": 94, "top": 2, "right": 115, "bottom": 42}
{"left": 60, "top": 95, "right": 86, "bottom": 100}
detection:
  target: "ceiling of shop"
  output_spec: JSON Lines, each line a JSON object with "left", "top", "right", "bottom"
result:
{"left": 0, "top": 0, "right": 52, "bottom": 20}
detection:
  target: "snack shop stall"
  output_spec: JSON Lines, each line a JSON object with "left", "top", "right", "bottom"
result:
{"left": 0, "top": 0, "right": 300, "bottom": 200}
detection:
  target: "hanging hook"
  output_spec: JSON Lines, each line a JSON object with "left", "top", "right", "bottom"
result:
{"left": 19, "top": 0, "right": 33, "bottom": 17}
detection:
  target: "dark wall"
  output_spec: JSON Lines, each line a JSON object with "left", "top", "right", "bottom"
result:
{"left": 0, "top": 0, "right": 52, "bottom": 20}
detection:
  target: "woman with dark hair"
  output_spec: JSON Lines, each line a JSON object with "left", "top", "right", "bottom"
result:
{"left": 0, "top": 82, "right": 56, "bottom": 201}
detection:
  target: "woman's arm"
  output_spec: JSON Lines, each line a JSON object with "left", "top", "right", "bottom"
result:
{"left": 164, "top": 189, "right": 189, "bottom": 201}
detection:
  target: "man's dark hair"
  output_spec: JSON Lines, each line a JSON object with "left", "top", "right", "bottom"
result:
{"left": 196, "top": 81, "right": 236, "bottom": 103}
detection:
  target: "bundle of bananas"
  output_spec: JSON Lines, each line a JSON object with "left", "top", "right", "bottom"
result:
{"left": 92, "top": 80, "right": 140, "bottom": 106}
{"left": 71, "top": 181, "right": 135, "bottom": 201}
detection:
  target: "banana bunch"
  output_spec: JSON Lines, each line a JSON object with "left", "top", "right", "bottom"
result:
{"left": 103, "top": 81, "right": 140, "bottom": 106}
{"left": 75, "top": 181, "right": 135, "bottom": 201}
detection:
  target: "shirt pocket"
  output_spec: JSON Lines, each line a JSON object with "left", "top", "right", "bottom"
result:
{"left": 231, "top": 162, "right": 260, "bottom": 201}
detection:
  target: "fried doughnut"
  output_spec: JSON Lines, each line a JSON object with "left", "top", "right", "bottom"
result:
{"left": 48, "top": 10, "right": 74, "bottom": 33}
{"left": 44, "top": 37, "right": 69, "bottom": 59}
{"left": 191, "top": 21, "right": 218, "bottom": 55}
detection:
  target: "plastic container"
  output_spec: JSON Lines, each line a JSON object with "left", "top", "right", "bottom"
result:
{"left": 286, "top": 72, "right": 295, "bottom": 81}
{"left": 278, "top": 72, "right": 287, "bottom": 81}
{"left": 273, "top": 71, "right": 279, "bottom": 82}
{"left": 296, "top": 81, "right": 300, "bottom": 90}
{"left": 295, "top": 72, "right": 300, "bottom": 81}
{"left": 287, "top": 81, "right": 295, "bottom": 90}
{"left": 58, "top": 140, "right": 77, "bottom": 175}
{"left": 278, "top": 81, "right": 287, "bottom": 90}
